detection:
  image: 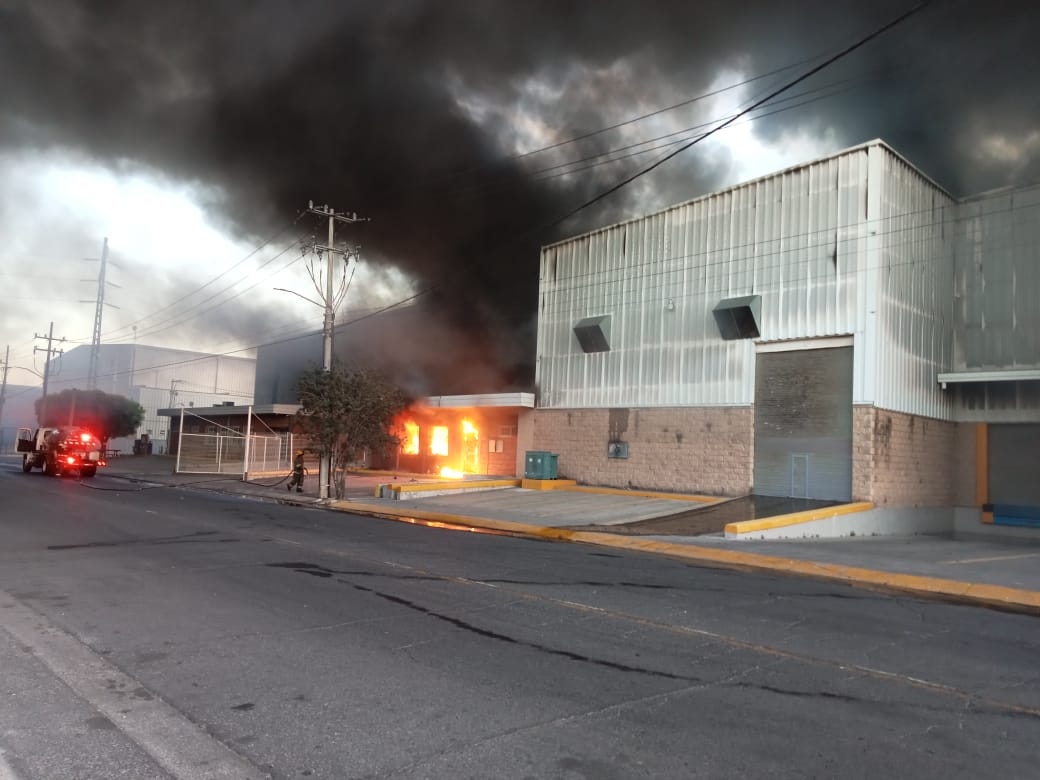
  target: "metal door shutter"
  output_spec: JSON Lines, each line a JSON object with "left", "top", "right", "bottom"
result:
{"left": 989, "top": 424, "right": 1040, "bottom": 506}
{"left": 754, "top": 346, "right": 853, "bottom": 501}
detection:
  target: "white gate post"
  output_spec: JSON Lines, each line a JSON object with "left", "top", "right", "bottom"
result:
{"left": 242, "top": 406, "right": 253, "bottom": 481}
{"left": 175, "top": 407, "right": 184, "bottom": 473}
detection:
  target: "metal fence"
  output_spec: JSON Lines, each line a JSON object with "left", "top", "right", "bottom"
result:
{"left": 176, "top": 431, "right": 294, "bottom": 475}
{"left": 246, "top": 432, "right": 294, "bottom": 476}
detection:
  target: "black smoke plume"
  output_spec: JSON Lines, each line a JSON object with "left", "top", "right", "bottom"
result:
{"left": 2, "top": 0, "right": 1036, "bottom": 389}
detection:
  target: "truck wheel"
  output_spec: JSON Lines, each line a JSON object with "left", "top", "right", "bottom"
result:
{"left": 21, "top": 456, "right": 31, "bottom": 473}
{"left": 81, "top": 466, "right": 97, "bottom": 478}
{"left": 43, "top": 459, "right": 55, "bottom": 476}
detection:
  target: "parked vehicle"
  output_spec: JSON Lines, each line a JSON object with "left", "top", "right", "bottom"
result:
{"left": 16, "top": 426, "right": 106, "bottom": 478}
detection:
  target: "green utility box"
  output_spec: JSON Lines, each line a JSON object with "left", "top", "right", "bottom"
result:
{"left": 524, "top": 451, "right": 559, "bottom": 480}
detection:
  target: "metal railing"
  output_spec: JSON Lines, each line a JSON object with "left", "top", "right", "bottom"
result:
{"left": 175, "top": 431, "right": 293, "bottom": 475}
{"left": 173, "top": 407, "right": 294, "bottom": 477}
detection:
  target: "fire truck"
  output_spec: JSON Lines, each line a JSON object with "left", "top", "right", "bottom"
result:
{"left": 16, "top": 426, "right": 106, "bottom": 478}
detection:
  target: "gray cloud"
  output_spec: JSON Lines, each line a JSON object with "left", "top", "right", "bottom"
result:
{"left": 1, "top": 0, "right": 1036, "bottom": 388}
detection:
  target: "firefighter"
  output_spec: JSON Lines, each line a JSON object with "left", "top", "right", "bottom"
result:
{"left": 288, "top": 450, "right": 307, "bottom": 493}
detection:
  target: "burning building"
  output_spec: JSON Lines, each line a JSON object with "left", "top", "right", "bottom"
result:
{"left": 380, "top": 394, "right": 534, "bottom": 478}
{"left": 251, "top": 304, "right": 536, "bottom": 478}
{"left": 247, "top": 139, "right": 1040, "bottom": 538}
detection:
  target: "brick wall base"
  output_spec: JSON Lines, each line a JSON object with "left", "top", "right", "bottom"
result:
{"left": 530, "top": 407, "right": 753, "bottom": 496}
{"left": 531, "top": 405, "right": 965, "bottom": 506}
{"left": 853, "top": 406, "right": 961, "bottom": 507}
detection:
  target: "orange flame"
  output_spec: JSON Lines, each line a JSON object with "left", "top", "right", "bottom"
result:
{"left": 431, "top": 426, "right": 449, "bottom": 456}
{"left": 402, "top": 421, "right": 419, "bottom": 454}
{"left": 439, "top": 467, "right": 464, "bottom": 479}
{"left": 461, "top": 419, "right": 479, "bottom": 474}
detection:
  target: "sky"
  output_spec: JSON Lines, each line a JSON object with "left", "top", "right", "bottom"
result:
{"left": 0, "top": 0, "right": 1037, "bottom": 394}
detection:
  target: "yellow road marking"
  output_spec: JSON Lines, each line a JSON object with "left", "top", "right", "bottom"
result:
{"left": 941, "top": 552, "right": 1040, "bottom": 565}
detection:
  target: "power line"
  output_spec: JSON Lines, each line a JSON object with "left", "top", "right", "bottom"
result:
{"left": 546, "top": 1, "right": 934, "bottom": 230}
{"left": 305, "top": 1, "right": 937, "bottom": 336}
{"left": 368, "top": 54, "right": 827, "bottom": 204}
{"left": 115, "top": 235, "right": 306, "bottom": 344}
{"left": 38, "top": 4, "right": 935, "bottom": 363}
{"left": 366, "top": 0, "right": 1021, "bottom": 214}
{"left": 98, "top": 213, "right": 306, "bottom": 342}
{"left": 7, "top": 172, "right": 1035, "bottom": 396}
{"left": 9, "top": 0, "right": 1025, "bottom": 393}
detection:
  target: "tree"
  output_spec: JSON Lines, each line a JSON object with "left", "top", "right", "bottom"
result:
{"left": 35, "top": 389, "right": 145, "bottom": 451}
{"left": 294, "top": 366, "right": 410, "bottom": 499}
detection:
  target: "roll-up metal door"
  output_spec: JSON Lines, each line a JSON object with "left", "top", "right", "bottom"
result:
{"left": 988, "top": 424, "right": 1040, "bottom": 526}
{"left": 754, "top": 346, "right": 853, "bottom": 501}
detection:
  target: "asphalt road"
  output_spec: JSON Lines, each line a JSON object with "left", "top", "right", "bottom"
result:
{"left": 2, "top": 464, "right": 1039, "bottom": 779}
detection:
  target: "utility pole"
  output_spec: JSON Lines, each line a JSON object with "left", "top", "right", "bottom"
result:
{"left": 129, "top": 325, "right": 138, "bottom": 389}
{"left": 34, "top": 322, "right": 66, "bottom": 425}
{"left": 305, "top": 201, "right": 367, "bottom": 501}
{"left": 84, "top": 237, "right": 120, "bottom": 390}
{"left": 0, "top": 345, "right": 9, "bottom": 446}
{"left": 168, "top": 379, "right": 185, "bottom": 408}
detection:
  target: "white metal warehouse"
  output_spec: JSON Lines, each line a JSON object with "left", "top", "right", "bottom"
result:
{"left": 42, "top": 344, "right": 256, "bottom": 455}
{"left": 525, "top": 139, "right": 1040, "bottom": 537}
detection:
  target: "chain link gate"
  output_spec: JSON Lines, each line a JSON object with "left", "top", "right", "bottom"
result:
{"left": 174, "top": 409, "right": 293, "bottom": 477}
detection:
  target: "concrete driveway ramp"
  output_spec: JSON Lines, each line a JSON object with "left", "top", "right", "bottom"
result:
{"left": 398, "top": 487, "right": 703, "bottom": 526}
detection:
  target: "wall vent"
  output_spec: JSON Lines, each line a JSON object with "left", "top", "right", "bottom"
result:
{"left": 713, "top": 295, "right": 761, "bottom": 340}
{"left": 574, "top": 315, "right": 611, "bottom": 353}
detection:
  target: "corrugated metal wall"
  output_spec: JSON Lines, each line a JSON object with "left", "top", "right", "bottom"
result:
{"left": 537, "top": 144, "right": 875, "bottom": 409}
{"left": 872, "top": 148, "right": 956, "bottom": 419}
{"left": 950, "top": 183, "right": 1040, "bottom": 420}
{"left": 125, "top": 346, "right": 256, "bottom": 452}
{"left": 536, "top": 141, "right": 1040, "bottom": 419}
{"left": 954, "top": 183, "right": 1040, "bottom": 370}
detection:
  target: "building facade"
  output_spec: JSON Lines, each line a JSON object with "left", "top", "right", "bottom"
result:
{"left": 529, "top": 140, "right": 1040, "bottom": 534}
{"left": 44, "top": 344, "right": 255, "bottom": 454}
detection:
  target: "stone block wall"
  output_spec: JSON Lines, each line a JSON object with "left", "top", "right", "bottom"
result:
{"left": 530, "top": 406, "right": 753, "bottom": 496}
{"left": 853, "top": 405, "right": 960, "bottom": 507}
{"left": 533, "top": 404, "right": 964, "bottom": 507}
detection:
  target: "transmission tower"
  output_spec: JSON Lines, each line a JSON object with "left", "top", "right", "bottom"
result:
{"left": 84, "top": 237, "right": 120, "bottom": 390}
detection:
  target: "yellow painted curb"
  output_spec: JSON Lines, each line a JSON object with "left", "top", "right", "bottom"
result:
{"left": 521, "top": 478, "right": 578, "bottom": 490}
{"left": 348, "top": 468, "right": 431, "bottom": 478}
{"left": 725, "top": 502, "right": 875, "bottom": 536}
{"left": 329, "top": 501, "right": 1040, "bottom": 614}
{"left": 385, "top": 479, "right": 520, "bottom": 494}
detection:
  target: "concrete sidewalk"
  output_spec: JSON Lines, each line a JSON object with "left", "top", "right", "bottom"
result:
{"left": 91, "top": 455, "right": 1040, "bottom": 615}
